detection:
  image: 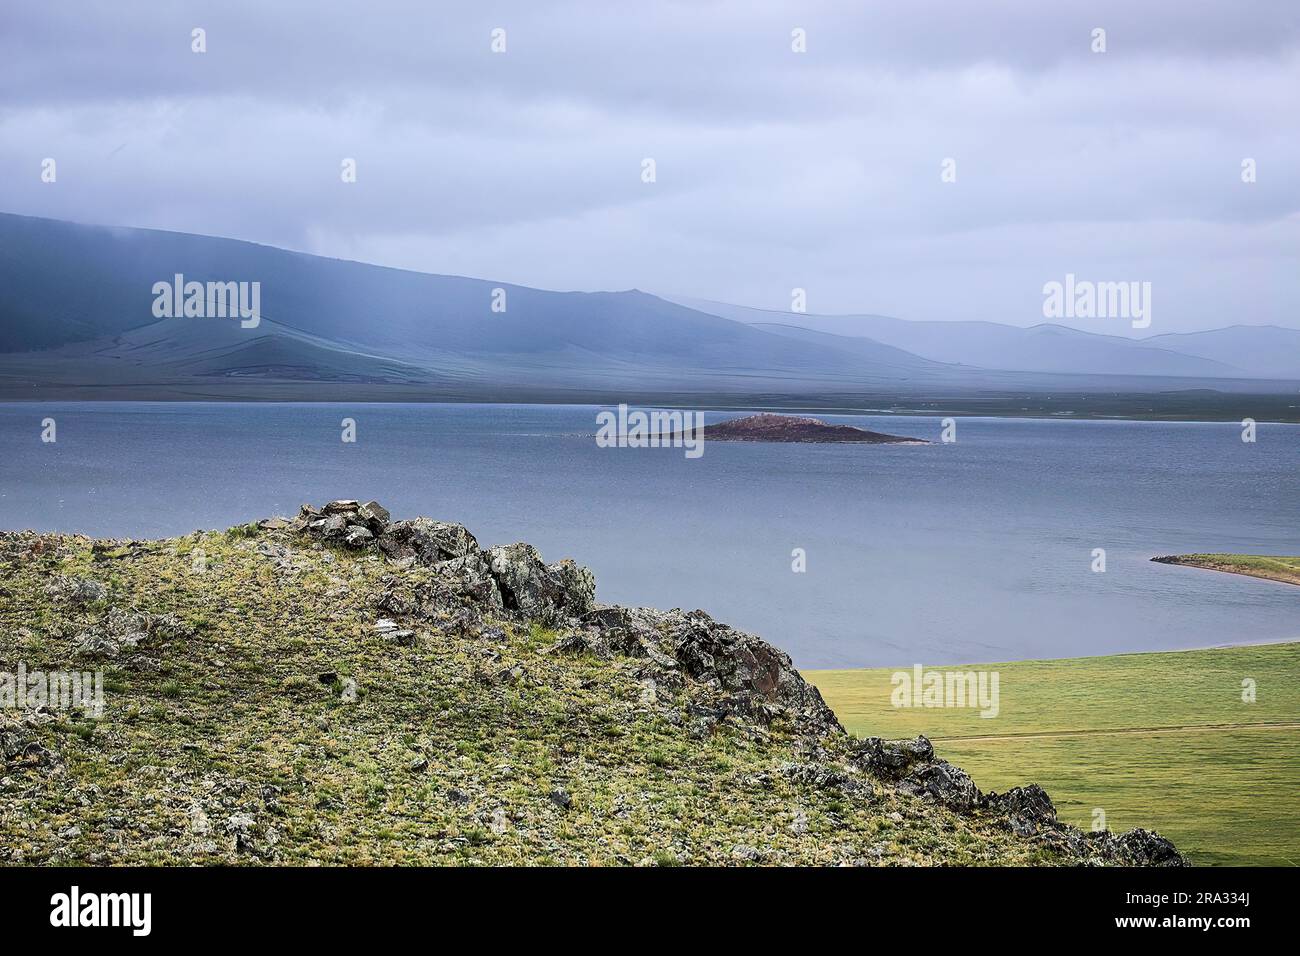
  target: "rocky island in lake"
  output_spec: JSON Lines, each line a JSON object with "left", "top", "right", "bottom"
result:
{"left": 676, "top": 413, "right": 927, "bottom": 444}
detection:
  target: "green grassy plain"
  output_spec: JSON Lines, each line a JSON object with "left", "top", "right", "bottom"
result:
{"left": 807, "top": 643, "right": 1300, "bottom": 866}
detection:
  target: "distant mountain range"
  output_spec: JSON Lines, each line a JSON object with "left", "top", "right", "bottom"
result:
{"left": 667, "top": 297, "right": 1300, "bottom": 381}
{"left": 1, "top": 212, "right": 1296, "bottom": 418}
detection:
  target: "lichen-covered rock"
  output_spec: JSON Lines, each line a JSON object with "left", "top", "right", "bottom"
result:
{"left": 660, "top": 608, "right": 843, "bottom": 737}
{"left": 777, "top": 761, "right": 872, "bottom": 798}
{"left": 433, "top": 553, "right": 504, "bottom": 611}
{"left": 546, "top": 629, "right": 613, "bottom": 659}
{"left": 44, "top": 575, "right": 108, "bottom": 606}
{"left": 320, "top": 513, "right": 348, "bottom": 539}
{"left": 376, "top": 550, "right": 506, "bottom": 625}
{"left": 487, "top": 543, "right": 595, "bottom": 625}
{"left": 343, "top": 525, "right": 374, "bottom": 549}
{"left": 1113, "top": 828, "right": 1185, "bottom": 866}
{"left": 900, "top": 760, "right": 982, "bottom": 812}
{"left": 357, "top": 500, "right": 391, "bottom": 531}
{"left": 852, "top": 735, "right": 935, "bottom": 776}
{"left": 986, "top": 784, "right": 1057, "bottom": 836}
{"left": 73, "top": 607, "right": 189, "bottom": 660}
{"left": 853, "top": 735, "right": 984, "bottom": 814}
{"left": 579, "top": 605, "right": 841, "bottom": 738}
{"left": 378, "top": 518, "right": 480, "bottom": 564}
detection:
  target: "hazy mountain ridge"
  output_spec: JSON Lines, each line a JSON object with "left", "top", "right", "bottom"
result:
{"left": 0, "top": 213, "right": 935, "bottom": 389}
{"left": 1, "top": 213, "right": 1296, "bottom": 413}
{"left": 671, "top": 297, "right": 1299, "bottom": 380}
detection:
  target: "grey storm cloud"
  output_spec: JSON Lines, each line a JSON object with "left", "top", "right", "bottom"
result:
{"left": 0, "top": 0, "right": 1297, "bottom": 332}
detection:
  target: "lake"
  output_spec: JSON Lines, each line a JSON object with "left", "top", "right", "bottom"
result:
{"left": 2, "top": 402, "right": 1296, "bottom": 668}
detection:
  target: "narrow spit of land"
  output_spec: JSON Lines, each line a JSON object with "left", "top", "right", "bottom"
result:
{"left": 1151, "top": 553, "right": 1300, "bottom": 588}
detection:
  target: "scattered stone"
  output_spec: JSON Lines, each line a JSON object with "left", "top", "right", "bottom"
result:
{"left": 778, "top": 761, "right": 872, "bottom": 798}
{"left": 0, "top": 717, "right": 55, "bottom": 768}
{"left": 45, "top": 576, "right": 108, "bottom": 606}
{"left": 260, "top": 785, "right": 284, "bottom": 815}
{"left": 638, "top": 678, "right": 657, "bottom": 706}
{"left": 549, "top": 788, "right": 572, "bottom": 810}
{"left": 547, "top": 630, "right": 611, "bottom": 659}
{"left": 373, "top": 618, "right": 416, "bottom": 643}
{"left": 224, "top": 813, "right": 256, "bottom": 851}
{"left": 688, "top": 715, "right": 718, "bottom": 739}
{"left": 73, "top": 607, "right": 188, "bottom": 660}
{"left": 495, "top": 664, "right": 526, "bottom": 685}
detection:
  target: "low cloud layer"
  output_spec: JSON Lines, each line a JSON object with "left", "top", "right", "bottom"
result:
{"left": 1, "top": 0, "right": 1296, "bottom": 333}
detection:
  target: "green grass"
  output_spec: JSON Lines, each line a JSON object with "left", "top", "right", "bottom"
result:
{"left": 807, "top": 643, "right": 1300, "bottom": 866}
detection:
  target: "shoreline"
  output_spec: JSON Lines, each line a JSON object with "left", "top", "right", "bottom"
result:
{"left": 2, "top": 396, "right": 1298, "bottom": 425}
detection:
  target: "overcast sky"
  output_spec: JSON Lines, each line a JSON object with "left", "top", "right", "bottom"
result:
{"left": 1, "top": 0, "right": 1297, "bottom": 334}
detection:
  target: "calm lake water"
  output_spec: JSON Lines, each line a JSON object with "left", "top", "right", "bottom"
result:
{"left": 1, "top": 402, "right": 1296, "bottom": 668}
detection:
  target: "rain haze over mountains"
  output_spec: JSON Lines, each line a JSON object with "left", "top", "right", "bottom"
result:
{"left": 0, "top": 1, "right": 1297, "bottom": 407}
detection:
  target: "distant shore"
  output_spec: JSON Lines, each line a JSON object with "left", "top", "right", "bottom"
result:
{"left": 2, "top": 389, "right": 1299, "bottom": 424}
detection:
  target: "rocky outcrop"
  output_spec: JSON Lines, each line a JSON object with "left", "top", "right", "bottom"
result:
{"left": 853, "top": 735, "right": 980, "bottom": 812}
{"left": 487, "top": 543, "right": 595, "bottom": 624}
{"left": 295, "top": 502, "right": 593, "bottom": 628}
{"left": 989, "top": 784, "right": 1057, "bottom": 837}
{"left": 260, "top": 500, "right": 1184, "bottom": 865}
{"left": 850, "top": 734, "right": 1184, "bottom": 865}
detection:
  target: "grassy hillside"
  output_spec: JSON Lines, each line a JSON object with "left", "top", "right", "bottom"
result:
{"left": 808, "top": 643, "right": 1300, "bottom": 866}
{"left": 0, "top": 504, "right": 1184, "bottom": 867}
